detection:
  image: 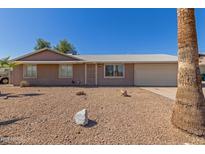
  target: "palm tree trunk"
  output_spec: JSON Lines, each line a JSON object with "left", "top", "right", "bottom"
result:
{"left": 171, "top": 8, "right": 205, "bottom": 136}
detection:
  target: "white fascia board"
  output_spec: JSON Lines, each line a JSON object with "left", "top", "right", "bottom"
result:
{"left": 85, "top": 61, "right": 178, "bottom": 64}
{"left": 15, "top": 61, "right": 85, "bottom": 64}
{"left": 15, "top": 60, "right": 178, "bottom": 64}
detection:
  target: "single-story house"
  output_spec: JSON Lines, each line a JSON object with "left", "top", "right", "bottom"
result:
{"left": 10, "top": 48, "right": 179, "bottom": 87}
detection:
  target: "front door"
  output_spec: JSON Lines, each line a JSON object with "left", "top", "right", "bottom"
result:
{"left": 86, "top": 64, "right": 96, "bottom": 86}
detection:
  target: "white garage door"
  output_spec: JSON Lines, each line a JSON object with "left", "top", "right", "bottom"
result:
{"left": 134, "top": 63, "right": 177, "bottom": 86}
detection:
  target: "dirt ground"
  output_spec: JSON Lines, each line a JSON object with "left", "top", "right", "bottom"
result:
{"left": 0, "top": 85, "right": 205, "bottom": 145}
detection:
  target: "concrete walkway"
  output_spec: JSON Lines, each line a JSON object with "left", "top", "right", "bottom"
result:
{"left": 142, "top": 87, "right": 177, "bottom": 100}
{"left": 142, "top": 87, "right": 205, "bottom": 100}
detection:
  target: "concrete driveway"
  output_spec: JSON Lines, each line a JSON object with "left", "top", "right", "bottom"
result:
{"left": 142, "top": 87, "right": 205, "bottom": 100}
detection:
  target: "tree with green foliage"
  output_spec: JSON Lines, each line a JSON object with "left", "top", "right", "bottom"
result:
{"left": 54, "top": 39, "right": 77, "bottom": 55}
{"left": 0, "top": 57, "right": 17, "bottom": 87}
{"left": 34, "top": 38, "right": 51, "bottom": 50}
{"left": 0, "top": 56, "right": 16, "bottom": 68}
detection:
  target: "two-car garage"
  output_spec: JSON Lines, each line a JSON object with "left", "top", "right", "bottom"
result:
{"left": 134, "top": 63, "right": 178, "bottom": 86}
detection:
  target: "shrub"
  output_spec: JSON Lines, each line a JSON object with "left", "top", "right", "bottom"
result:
{"left": 20, "top": 80, "right": 30, "bottom": 87}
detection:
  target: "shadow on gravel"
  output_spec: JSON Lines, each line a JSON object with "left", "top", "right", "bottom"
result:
{"left": 20, "top": 93, "right": 43, "bottom": 96}
{"left": 0, "top": 93, "right": 12, "bottom": 97}
{"left": 85, "top": 119, "right": 97, "bottom": 128}
{"left": 21, "top": 93, "right": 43, "bottom": 97}
{"left": 0, "top": 93, "right": 43, "bottom": 99}
{"left": 124, "top": 94, "right": 131, "bottom": 97}
{"left": 0, "top": 117, "right": 28, "bottom": 126}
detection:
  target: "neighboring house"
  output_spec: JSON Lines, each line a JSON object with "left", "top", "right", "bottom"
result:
{"left": 11, "top": 48, "right": 178, "bottom": 86}
{"left": 199, "top": 54, "right": 205, "bottom": 75}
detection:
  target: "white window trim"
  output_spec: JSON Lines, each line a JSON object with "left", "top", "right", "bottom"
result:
{"left": 104, "top": 64, "right": 125, "bottom": 78}
{"left": 23, "top": 64, "right": 37, "bottom": 79}
{"left": 58, "top": 64, "right": 73, "bottom": 78}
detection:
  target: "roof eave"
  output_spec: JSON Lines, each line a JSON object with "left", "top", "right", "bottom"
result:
{"left": 15, "top": 60, "right": 178, "bottom": 64}
{"left": 14, "top": 61, "right": 85, "bottom": 64}
{"left": 84, "top": 60, "right": 178, "bottom": 63}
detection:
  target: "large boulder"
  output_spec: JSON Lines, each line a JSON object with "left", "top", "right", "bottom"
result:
{"left": 74, "top": 109, "right": 88, "bottom": 126}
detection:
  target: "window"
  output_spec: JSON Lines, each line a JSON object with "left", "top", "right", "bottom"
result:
{"left": 24, "top": 64, "right": 37, "bottom": 78}
{"left": 105, "top": 64, "right": 124, "bottom": 77}
{"left": 59, "top": 64, "right": 73, "bottom": 78}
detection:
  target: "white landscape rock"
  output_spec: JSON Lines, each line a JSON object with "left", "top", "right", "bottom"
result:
{"left": 74, "top": 109, "right": 88, "bottom": 126}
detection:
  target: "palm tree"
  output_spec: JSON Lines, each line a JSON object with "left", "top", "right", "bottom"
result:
{"left": 171, "top": 8, "right": 205, "bottom": 136}
{"left": 54, "top": 39, "right": 77, "bottom": 55}
{"left": 0, "top": 57, "right": 16, "bottom": 69}
{"left": 0, "top": 57, "right": 15, "bottom": 68}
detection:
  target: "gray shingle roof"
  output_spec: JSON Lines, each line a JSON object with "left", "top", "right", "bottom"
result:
{"left": 73, "top": 54, "right": 178, "bottom": 63}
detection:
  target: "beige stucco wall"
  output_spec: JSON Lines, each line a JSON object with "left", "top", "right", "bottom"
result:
{"left": 97, "top": 63, "right": 134, "bottom": 86}
{"left": 12, "top": 65, "right": 23, "bottom": 85}
{"left": 12, "top": 63, "right": 135, "bottom": 86}
{"left": 12, "top": 64, "right": 85, "bottom": 86}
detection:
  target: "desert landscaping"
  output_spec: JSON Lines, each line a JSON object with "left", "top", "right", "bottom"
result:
{"left": 0, "top": 85, "right": 205, "bottom": 144}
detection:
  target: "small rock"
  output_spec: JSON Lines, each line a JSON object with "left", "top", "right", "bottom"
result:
{"left": 74, "top": 109, "right": 88, "bottom": 126}
{"left": 120, "top": 89, "right": 130, "bottom": 97}
{"left": 121, "top": 90, "right": 127, "bottom": 96}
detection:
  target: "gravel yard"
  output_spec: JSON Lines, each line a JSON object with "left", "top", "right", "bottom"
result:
{"left": 0, "top": 85, "right": 205, "bottom": 145}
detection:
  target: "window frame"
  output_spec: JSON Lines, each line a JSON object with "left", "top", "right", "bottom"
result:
{"left": 23, "top": 64, "right": 37, "bottom": 78}
{"left": 104, "top": 64, "right": 125, "bottom": 78}
{"left": 58, "top": 64, "right": 73, "bottom": 78}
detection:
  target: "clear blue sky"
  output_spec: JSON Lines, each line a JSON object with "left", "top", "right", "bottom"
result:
{"left": 0, "top": 8, "right": 205, "bottom": 59}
